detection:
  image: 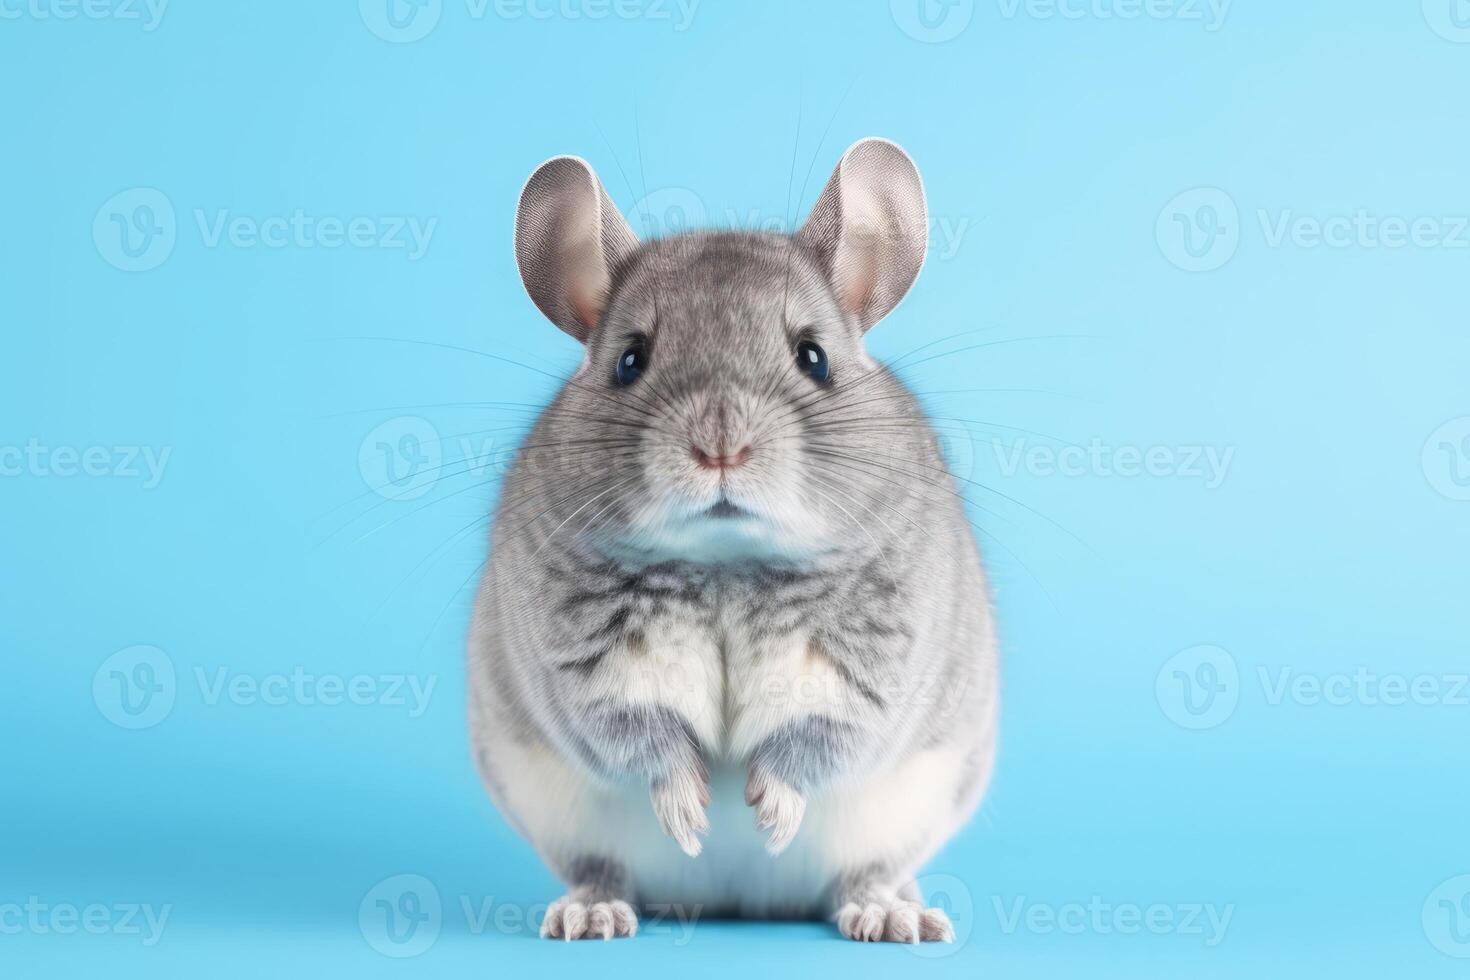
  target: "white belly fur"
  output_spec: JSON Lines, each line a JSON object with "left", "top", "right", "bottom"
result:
{"left": 492, "top": 733, "right": 969, "bottom": 915}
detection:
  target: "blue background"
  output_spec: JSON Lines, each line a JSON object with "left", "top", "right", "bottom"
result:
{"left": 3, "top": 1, "right": 1468, "bottom": 977}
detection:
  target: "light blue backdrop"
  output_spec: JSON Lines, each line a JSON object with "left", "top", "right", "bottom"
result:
{"left": 3, "top": 2, "right": 1468, "bottom": 977}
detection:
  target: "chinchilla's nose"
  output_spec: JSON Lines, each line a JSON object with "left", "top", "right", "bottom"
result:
{"left": 684, "top": 385, "right": 757, "bottom": 472}
{"left": 690, "top": 444, "right": 753, "bottom": 471}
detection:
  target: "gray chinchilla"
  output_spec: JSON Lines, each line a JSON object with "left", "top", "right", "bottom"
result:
{"left": 468, "top": 138, "right": 998, "bottom": 943}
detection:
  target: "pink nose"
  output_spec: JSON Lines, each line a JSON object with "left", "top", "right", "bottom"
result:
{"left": 692, "top": 445, "right": 753, "bottom": 471}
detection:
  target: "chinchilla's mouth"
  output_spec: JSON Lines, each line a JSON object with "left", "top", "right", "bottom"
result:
{"left": 702, "top": 499, "right": 750, "bottom": 520}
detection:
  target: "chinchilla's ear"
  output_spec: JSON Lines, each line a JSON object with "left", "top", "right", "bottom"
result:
{"left": 514, "top": 156, "right": 638, "bottom": 342}
{"left": 796, "top": 138, "right": 927, "bottom": 332}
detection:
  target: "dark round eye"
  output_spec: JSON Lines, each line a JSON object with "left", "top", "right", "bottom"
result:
{"left": 615, "top": 345, "right": 647, "bottom": 386}
{"left": 795, "top": 340, "right": 830, "bottom": 384}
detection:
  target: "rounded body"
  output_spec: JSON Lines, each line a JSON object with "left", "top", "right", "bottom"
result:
{"left": 476, "top": 147, "right": 998, "bottom": 939}
{"left": 468, "top": 362, "right": 998, "bottom": 918}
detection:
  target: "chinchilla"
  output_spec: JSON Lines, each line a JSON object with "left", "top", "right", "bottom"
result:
{"left": 468, "top": 138, "right": 998, "bottom": 943}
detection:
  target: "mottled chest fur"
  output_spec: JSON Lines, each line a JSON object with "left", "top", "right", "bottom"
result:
{"left": 544, "top": 558, "right": 911, "bottom": 761}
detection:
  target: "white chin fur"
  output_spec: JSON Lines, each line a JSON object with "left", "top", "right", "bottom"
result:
{"left": 617, "top": 498, "right": 829, "bottom": 565}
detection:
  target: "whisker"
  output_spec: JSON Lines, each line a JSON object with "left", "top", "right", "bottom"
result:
{"left": 809, "top": 441, "right": 1093, "bottom": 556}
{"left": 529, "top": 474, "right": 645, "bottom": 561}
{"left": 314, "top": 436, "right": 642, "bottom": 537}
{"left": 361, "top": 512, "right": 492, "bottom": 625}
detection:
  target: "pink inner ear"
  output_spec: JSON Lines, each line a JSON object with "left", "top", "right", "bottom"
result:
{"left": 561, "top": 234, "right": 610, "bottom": 332}
{"left": 570, "top": 289, "right": 604, "bottom": 332}
{"left": 837, "top": 241, "right": 878, "bottom": 322}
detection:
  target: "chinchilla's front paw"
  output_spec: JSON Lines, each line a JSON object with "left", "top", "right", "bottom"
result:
{"left": 745, "top": 766, "right": 806, "bottom": 856}
{"left": 650, "top": 764, "right": 710, "bottom": 858}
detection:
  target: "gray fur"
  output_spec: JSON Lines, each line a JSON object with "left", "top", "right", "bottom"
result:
{"left": 469, "top": 139, "right": 999, "bottom": 942}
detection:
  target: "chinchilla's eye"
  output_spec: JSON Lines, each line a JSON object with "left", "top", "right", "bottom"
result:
{"left": 795, "top": 340, "right": 830, "bottom": 384}
{"left": 615, "top": 345, "right": 647, "bottom": 386}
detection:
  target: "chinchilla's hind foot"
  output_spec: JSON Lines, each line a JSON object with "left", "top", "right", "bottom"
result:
{"left": 540, "top": 857, "right": 639, "bottom": 940}
{"left": 540, "top": 895, "right": 639, "bottom": 940}
{"left": 833, "top": 875, "right": 955, "bottom": 944}
{"left": 835, "top": 899, "right": 954, "bottom": 943}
